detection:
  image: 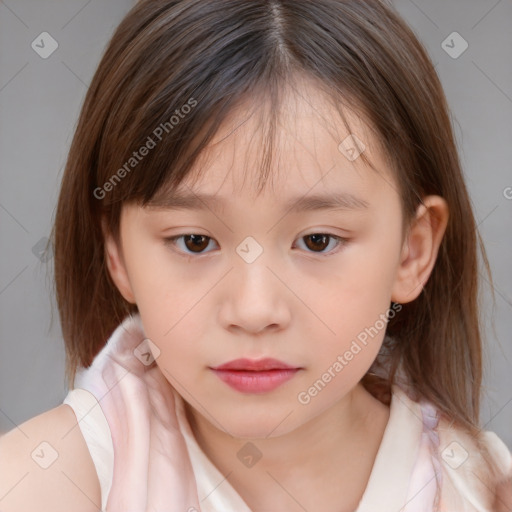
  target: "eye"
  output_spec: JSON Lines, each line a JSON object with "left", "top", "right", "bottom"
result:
{"left": 164, "top": 232, "right": 348, "bottom": 257}
{"left": 294, "top": 233, "right": 347, "bottom": 255}
{"left": 164, "top": 234, "right": 218, "bottom": 255}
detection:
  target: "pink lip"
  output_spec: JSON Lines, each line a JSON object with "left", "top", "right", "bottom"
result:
{"left": 212, "top": 358, "right": 296, "bottom": 371}
{"left": 210, "top": 358, "right": 300, "bottom": 394}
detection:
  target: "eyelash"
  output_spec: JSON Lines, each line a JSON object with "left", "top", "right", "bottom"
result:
{"left": 163, "top": 233, "right": 348, "bottom": 257}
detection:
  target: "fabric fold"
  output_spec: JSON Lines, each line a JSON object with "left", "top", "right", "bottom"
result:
{"left": 62, "top": 313, "right": 512, "bottom": 512}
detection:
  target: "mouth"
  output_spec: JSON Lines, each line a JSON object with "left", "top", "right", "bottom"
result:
{"left": 210, "top": 358, "right": 301, "bottom": 394}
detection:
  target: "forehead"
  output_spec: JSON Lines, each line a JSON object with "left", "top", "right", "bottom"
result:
{"left": 150, "top": 76, "right": 398, "bottom": 208}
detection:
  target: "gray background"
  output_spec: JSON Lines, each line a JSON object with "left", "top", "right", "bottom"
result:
{"left": 0, "top": 0, "right": 511, "bottom": 451}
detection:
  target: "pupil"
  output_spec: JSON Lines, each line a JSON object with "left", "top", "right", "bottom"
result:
{"left": 185, "top": 234, "right": 208, "bottom": 252}
{"left": 183, "top": 234, "right": 331, "bottom": 253}
{"left": 307, "top": 234, "right": 328, "bottom": 251}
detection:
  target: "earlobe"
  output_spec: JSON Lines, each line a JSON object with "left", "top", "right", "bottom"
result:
{"left": 391, "top": 196, "right": 449, "bottom": 304}
{"left": 103, "top": 221, "right": 136, "bottom": 304}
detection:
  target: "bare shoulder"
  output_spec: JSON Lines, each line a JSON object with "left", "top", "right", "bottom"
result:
{"left": 0, "top": 404, "right": 101, "bottom": 512}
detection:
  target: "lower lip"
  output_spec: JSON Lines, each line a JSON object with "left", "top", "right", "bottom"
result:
{"left": 211, "top": 369, "right": 299, "bottom": 393}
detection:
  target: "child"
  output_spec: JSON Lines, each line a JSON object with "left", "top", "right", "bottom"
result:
{"left": 1, "top": 0, "right": 511, "bottom": 510}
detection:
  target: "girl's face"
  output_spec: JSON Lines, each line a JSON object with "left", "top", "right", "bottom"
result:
{"left": 106, "top": 82, "right": 413, "bottom": 439}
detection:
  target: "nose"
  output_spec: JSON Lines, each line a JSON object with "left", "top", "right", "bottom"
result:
{"left": 218, "top": 252, "right": 291, "bottom": 335}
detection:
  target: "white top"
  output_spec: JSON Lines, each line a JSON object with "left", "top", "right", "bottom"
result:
{"left": 62, "top": 384, "right": 432, "bottom": 511}
{"left": 62, "top": 314, "right": 512, "bottom": 511}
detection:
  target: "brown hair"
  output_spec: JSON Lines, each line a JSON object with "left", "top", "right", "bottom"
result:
{"left": 53, "top": 0, "right": 495, "bottom": 460}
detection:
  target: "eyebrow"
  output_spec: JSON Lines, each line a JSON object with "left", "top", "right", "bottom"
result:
{"left": 146, "top": 190, "right": 370, "bottom": 213}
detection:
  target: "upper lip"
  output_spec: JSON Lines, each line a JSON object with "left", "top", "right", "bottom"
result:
{"left": 211, "top": 358, "right": 298, "bottom": 371}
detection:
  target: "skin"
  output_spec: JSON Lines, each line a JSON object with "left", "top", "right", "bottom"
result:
{"left": 104, "top": 76, "right": 449, "bottom": 511}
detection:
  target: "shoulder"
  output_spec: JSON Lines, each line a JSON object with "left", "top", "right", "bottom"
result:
{"left": 436, "top": 416, "right": 512, "bottom": 511}
{"left": 0, "top": 404, "right": 101, "bottom": 512}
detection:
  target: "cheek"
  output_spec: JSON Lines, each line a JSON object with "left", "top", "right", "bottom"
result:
{"left": 121, "top": 241, "right": 211, "bottom": 375}
{"left": 316, "top": 250, "right": 397, "bottom": 338}
{"left": 124, "top": 237, "right": 207, "bottom": 321}
{"left": 140, "top": 312, "right": 205, "bottom": 387}
{"left": 298, "top": 293, "right": 390, "bottom": 410}
{"left": 301, "top": 236, "right": 400, "bottom": 382}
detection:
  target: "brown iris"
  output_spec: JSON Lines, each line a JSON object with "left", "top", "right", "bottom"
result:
{"left": 303, "top": 234, "right": 330, "bottom": 252}
{"left": 182, "top": 234, "right": 211, "bottom": 253}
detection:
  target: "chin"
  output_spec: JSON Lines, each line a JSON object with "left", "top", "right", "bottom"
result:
{"left": 226, "top": 420, "right": 294, "bottom": 440}
{"left": 217, "top": 404, "right": 302, "bottom": 439}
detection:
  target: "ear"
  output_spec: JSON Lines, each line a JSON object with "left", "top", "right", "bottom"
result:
{"left": 391, "top": 195, "right": 449, "bottom": 304}
{"left": 102, "top": 217, "right": 136, "bottom": 304}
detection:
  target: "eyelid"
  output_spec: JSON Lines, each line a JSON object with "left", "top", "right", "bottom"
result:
{"left": 163, "top": 231, "right": 349, "bottom": 257}
{"left": 294, "top": 233, "right": 348, "bottom": 256}
{"left": 163, "top": 234, "right": 218, "bottom": 257}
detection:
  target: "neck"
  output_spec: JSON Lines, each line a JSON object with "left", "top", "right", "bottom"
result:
{"left": 185, "top": 383, "right": 390, "bottom": 512}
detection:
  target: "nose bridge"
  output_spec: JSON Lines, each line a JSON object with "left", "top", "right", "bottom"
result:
{"left": 219, "top": 237, "right": 290, "bottom": 333}
{"left": 233, "top": 237, "right": 277, "bottom": 301}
